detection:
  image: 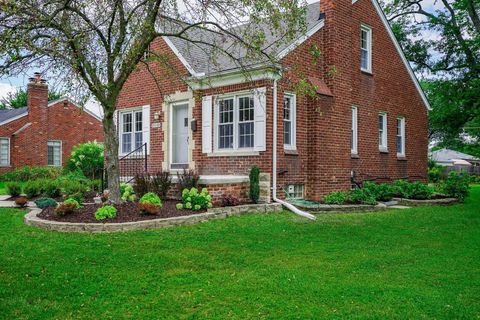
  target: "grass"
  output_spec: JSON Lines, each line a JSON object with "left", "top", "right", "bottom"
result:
{"left": 0, "top": 188, "right": 479, "bottom": 319}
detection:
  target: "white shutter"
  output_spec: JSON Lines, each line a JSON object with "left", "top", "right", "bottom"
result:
{"left": 253, "top": 87, "right": 267, "bottom": 152}
{"left": 142, "top": 105, "right": 150, "bottom": 154}
{"left": 202, "top": 96, "right": 213, "bottom": 154}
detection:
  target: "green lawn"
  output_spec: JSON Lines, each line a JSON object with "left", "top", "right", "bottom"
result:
{"left": 1, "top": 188, "right": 479, "bottom": 319}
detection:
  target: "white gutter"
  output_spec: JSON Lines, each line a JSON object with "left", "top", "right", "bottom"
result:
{"left": 272, "top": 79, "right": 316, "bottom": 220}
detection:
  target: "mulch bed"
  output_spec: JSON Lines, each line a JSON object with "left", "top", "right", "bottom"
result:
{"left": 7, "top": 191, "right": 98, "bottom": 203}
{"left": 38, "top": 200, "right": 205, "bottom": 223}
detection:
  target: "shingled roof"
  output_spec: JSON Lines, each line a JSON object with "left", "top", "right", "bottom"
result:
{"left": 163, "top": 1, "right": 323, "bottom": 76}
{"left": 0, "top": 107, "right": 28, "bottom": 125}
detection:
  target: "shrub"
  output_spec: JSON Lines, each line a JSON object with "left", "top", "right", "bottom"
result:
{"left": 348, "top": 189, "right": 377, "bottom": 205}
{"left": 323, "top": 191, "right": 348, "bottom": 205}
{"left": 176, "top": 203, "right": 183, "bottom": 210}
{"left": 151, "top": 171, "right": 172, "bottom": 198}
{"left": 362, "top": 182, "right": 395, "bottom": 202}
{"left": 121, "top": 183, "right": 136, "bottom": 202}
{"left": 55, "top": 202, "right": 77, "bottom": 216}
{"left": 222, "top": 194, "right": 239, "bottom": 207}
{"left": 95, "top": 205, "right": 117, "bottom": 220}
{"left": 0, "top": 166, "right": 62, "bottom": 182}
{"left": 64, "top": 198, "right": 81, "bottom": 209}
{"left": 34, "top": 197, "right": 58, "bottom": 209}
{"left": 89, "top": 179, "right": 102, "bottom": 192}
{"left": 6, "top": 182, "right": 22, "bottom": 197}
{"left": 428, "top": 165, "right": 445, "bottom": 183}
{"left": 57, "top": 170, "right": 89, "bottom": 184}
{"left": 181, "top": 187, "right": 212, "bottom": 211}
{"left": 24, "top": 180, "right": 42, "bottom": 198}
{"left": 65, "top": 142, "right": 104, "bottom": 179}
{"left": 392, "top": 180, "right": 411, "bottom": 198}
{"left": 14, "top": 197, "right": 28, "bottom": 207}
{"left": 65, "top": 192, "right": 84, "bottom": 204}
{"left": 62, "top": 180, "right": 89, "bottom": 198}
{"left": 43, "top": 180, "right": 61, "bottom": 198}
{"left": 249, "top": 166, "right": 260, "bottom": 204}
{"left": 442, "top": 171, "right": 470, "bottom": 202}
{"left": 407, "top": 182, "right": 433, "bottom": 200}
{"left": 139, "top": 192, "right": 162, "bottom": 207}
{"left": 133, "top": 174, "right": 151, "bottom": 197}
{"left": 138, "top": 202, "right": 161, "bottom": 215}
{"left": 177, "top": 169, "right": 199, "bottom": 191}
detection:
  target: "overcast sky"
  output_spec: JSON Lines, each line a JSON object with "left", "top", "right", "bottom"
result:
{"left": 0, "top": 0, "right": 440, "bottom": 113}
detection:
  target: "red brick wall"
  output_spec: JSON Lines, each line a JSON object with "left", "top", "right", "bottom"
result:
{"left": 0, "top": 82, "right": 104, "bottom": 173}
{"left": 117, "top": 0, "right": 428, "bottom": 202}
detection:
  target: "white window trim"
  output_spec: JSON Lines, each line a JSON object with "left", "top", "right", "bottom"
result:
{"left": 0, "top": 137, "right": 10, "bottom": 167}
{"left": 379, "top": 112, "right": 388, "bottom": 152}
{"left": 118, "top": 106, "right": 147, "bottom": 157}
{"left": 213, "top": 91, "right": 255, "bottom": 153}
{"left": 397, "top": 116, "right": 406, "bottom": 157}
{"left": 351, "top": 106, "right": 358, "bottom": 155}
{"left": 361, "top": 25, "right": 373, "bottom": 74}
{"left": 283, "top": 93, "right": 297, "bottom": 151}
{"left": 47, "top": 140, "right": 62, "bottom": 167}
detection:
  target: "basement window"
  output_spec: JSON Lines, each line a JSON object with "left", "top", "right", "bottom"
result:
{"left": 286, "top": 184, "right": 304, "bottom": 200}
{"left": 47, "top": 140, "right": 62, "bottom": 166}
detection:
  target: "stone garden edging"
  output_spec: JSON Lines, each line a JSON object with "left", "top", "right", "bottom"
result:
{"left": 24, "top": 203, "right": 283, "bottom": 233}
{"left": 392, "top": 197, "right": 458, "bottom": 207}
{"left": 293, "top": 202, "right": 387, "bottom": 213}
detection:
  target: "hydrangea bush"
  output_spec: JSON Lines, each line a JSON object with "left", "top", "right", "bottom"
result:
{"left": 177, "top": 187, "right": 213, "bottom": 211}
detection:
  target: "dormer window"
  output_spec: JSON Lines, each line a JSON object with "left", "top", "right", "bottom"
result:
{"left": 361, "top": 25, "right": 372, "bottom": 73}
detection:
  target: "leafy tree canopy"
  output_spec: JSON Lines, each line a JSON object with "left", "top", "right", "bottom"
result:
{"left": 0, "top": 88, "right": 62, "bottom": 109}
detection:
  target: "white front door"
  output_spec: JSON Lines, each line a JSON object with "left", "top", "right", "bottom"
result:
{"left": 171, "top": 104, "right": 189, "bottom": 169}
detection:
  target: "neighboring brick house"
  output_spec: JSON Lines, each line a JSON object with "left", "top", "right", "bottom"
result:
{"left": 116, "top": 0, "right": 430, "bottom": 203}
{"left": 0, "top": 74, "right": 104, "bottom": 173}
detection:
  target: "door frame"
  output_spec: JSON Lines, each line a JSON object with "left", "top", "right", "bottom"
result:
{"left": 168, "top": 101, "right": 190, "bottom": 171}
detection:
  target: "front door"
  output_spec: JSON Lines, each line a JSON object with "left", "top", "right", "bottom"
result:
{"left": 171, "top": 104, "right": 189, "bottom": 169}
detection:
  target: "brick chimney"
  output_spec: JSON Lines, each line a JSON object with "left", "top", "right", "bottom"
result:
{"left": 27, "top": 72, "right": 49, "bottom": 164}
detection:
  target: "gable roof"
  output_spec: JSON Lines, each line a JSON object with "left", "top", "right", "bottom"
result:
{"left": 430, "top": 149, "right": 479, "bottom": 162}
{"left": 162, "top": 0, "right": 431, "bottom": 110}
{"left": 0, "top": 97, "right": 102, "bottom": 127}
{"left": 162, "top": 2, "right": 324, "bottom": 76}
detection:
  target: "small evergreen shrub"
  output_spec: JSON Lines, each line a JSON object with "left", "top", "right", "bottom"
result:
{"left": 323, "top": 191, "right": 348, "bottom": 205}
{"left": 177, "top": 169, "right": 199, "bottom": 191}
{"left": 14, "top": 197, "right": 28, "bottom": 207}
{"left": 95, "top": 205, "right": 117, "bottom": 220}
{"left": 249, "top": 166, "right": 260, "bottom": 204}
{"left": 55, "top": 202, "right": 77, "bottom": 216}
{"left": 442, "top": 171, "right": 470, "bottom": 202}
{"left": 34, "top": 197, "right": 58, "bottom": 209}
{"left": 139, "top": 192, "right": 162, "bottom": 207}
{"left": 24, "top": 180, "right": 42, "bottom": 198}
{"left": 89, "top": 179, "right": 102, "bottom": 192}
{"left": 151, "top": 171, "right": 172, "bottom": 198}
{"left": 43, "top": 180, "right": 61, "bottom": 198}
{"left": 180, "top": 188, "right": 212, "bottom": 211}
{"left": 6, "top": 182, "right": 22, "bottom": 197}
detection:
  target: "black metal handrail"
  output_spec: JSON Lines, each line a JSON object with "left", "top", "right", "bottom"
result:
{"left": 101, "top": 143, "right": 148, "bottom": 191}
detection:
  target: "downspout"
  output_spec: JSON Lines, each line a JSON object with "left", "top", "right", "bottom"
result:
{"left": 272, "top": 79, "right": 316, "bottom": 220}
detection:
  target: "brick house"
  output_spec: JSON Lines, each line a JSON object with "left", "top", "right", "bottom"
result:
{"left": 116, "top": 0, "right": 430, "bottom": 203}
{"left": 0, "top": 74, "right": 104, "bottom": 173}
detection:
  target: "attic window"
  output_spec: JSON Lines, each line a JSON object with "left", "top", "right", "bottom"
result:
{"left": 361, "top": 25, "right": 372, "bottom": 73}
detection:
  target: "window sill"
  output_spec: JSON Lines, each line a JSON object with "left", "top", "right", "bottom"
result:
{"left": 379, "top": 148, "right": 389, "bottom": 154}
{"left": 0, "top": 165, "right": 11, "bottom": 167}
{"left": 208, "top": 150, "right": 260, "bottom": 157}
{"left": 284, "top": 149, "right": 299, "bottom": 156}
{"left": 361, "top": 69, "right": 373, "bottom": 76}
{"left": 397, "top": 155, "right": 407, "bottom": 161}
{"left": 351, "top": 153, "right": 360, "bottom": 159}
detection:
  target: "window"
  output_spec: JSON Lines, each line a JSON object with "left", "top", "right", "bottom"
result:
{"left": 361, "top": 25, "right": 372, "bottom": 73}
{"left": 287, "top": 185, "right": 304, "bottom": 200}
{"left": 351, "top": 106, "right": 358, "bottom": 154}
{"left": 216, "top": 95, "right": 255, "bottom": 151}
{"left": 120, "top": 109, "right": 143, "bottom": 154}
{"left": 284, "top": 94, "right": 296, "bottom": 149}
{"left": 47, "top": 140, "right": 62, "bottom": 166}
{"left": 397, "top": 117, "right": 405, "bottom": 156}
{"left": 0, "top": 138, "right": 9, "bottom": 166}
{"left": 378, "top": 113, "right": 388, "bottom": 151}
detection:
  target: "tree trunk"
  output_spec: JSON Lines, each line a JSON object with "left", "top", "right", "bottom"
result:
{"left": 103, "top": 109, "right": 121, "bottom": 203}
